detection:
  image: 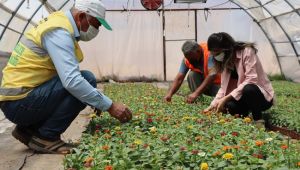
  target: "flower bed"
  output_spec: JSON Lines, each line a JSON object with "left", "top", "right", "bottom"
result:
{"left": 268, "top": 81, "right": 300, "bottom": 133}
{"left": 64, "top": 83, "right": 300, "bottom": 169}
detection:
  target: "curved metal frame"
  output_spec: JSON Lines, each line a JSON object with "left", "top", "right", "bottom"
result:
{"left": 254, "top": 0, "right": 298, "bottom": 59}
{"left": 0, "top": 0, "right": 299, "bottom": 76}
{"left": 230, "top": 0, "right": 300, "bottom": 78}
{"left": 0, "top": 0, "right": 26, "bottom": 40}
{"left": 17, "top": 1, "right": 46, "bottom": 43}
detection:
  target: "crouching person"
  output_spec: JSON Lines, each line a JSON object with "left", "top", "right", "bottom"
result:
{"left": 204, "top": 32, "right": 274, "bottom": 128}
{"left": 164, "top": 41, "right": 221, "bottom": 103}
{"left": 0, "top": 0, "right": 132, "bottom": 154}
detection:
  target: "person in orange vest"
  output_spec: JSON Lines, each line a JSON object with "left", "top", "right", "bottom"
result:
{"left": 164, "top": 41, "right": 221, "bottom": 103}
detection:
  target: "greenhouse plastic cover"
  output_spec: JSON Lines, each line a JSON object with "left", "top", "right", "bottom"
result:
{"left": 0, "top": 0, "right": 299, "bottom": 82}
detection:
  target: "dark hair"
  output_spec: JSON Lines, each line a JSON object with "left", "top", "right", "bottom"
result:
{"left": 207, "top": 32, "right": 257, "bottom": 72}
{"left": 208, "top": 32, "right": 235, "bottom": 51}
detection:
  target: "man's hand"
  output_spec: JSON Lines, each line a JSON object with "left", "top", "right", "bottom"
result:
{"left": 107, "top": 102, "right": 132, "bottom": 123}
{"left": 186, "top": 92, "right": 198, "bottom": 104}
{"left": 164, "top": 94, "right": 172, "bottom": 102}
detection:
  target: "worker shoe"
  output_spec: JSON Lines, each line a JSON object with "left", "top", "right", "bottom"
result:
{"left": 12, "top": 126, "right": 34, "bottom": 146}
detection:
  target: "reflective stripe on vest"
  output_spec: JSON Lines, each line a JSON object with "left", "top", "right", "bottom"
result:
{"left": 0, "top": 37, "right": 49, "bottom": 96}
{"left": 0, "top": 87, "right": 32, "bottom": 96}
{"left": 20, "top": 37, "right": 48, "bottom": 56}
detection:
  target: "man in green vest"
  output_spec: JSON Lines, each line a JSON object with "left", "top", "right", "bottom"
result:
{"left": 0, "top": 0, "right": 132, "bottom": 154}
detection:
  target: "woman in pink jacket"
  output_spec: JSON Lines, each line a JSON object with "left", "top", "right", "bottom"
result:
{"left": 204, "top": 32, "right": 274, "bottom": 125}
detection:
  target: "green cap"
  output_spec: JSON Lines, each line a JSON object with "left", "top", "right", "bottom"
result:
{"left": 97, "top": 17, "right": 112, "bottom": 31}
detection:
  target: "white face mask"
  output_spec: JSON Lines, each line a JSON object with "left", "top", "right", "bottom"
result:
{"left": 214, "top": 52, "right": 225, "bottom": 62}
{"left": 79, "top": 16, "right": 99, "bottom": 41}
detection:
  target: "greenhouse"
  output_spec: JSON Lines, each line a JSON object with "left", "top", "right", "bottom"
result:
{"left": 0, "top": 0, "right": 299, "bottom": 169}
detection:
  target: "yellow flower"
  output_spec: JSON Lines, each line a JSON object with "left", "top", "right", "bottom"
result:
{"left": 134, "top": 139, "right": 142, "bottom": 145}
{"left": 222, "top": 153, "right": 234, "bottom": 160}
{"left": 191, "top": 116, "right": 197, "bottom": 120}
{"left": 243, "top": 117, "right": 252, "bottom": 123}
{"left": 200, "top": 162, "right": 209, "bottom": 170}
{"left": 182, "top": 116, "right": 191, "bottom": 121}
{"left": 89, "top": 113, "right": 97, "bottom": 118}
{"left": 187, "top": 125, "right": 193, "bottom": 129}
{"left": 218, "top": 119, "right": 226, "bottom": 124}
{"left": 114, "top": 126, "right": 121, "bottom": 131}
{"left": 149, "top": 126, "right": 157, "bottom": 133}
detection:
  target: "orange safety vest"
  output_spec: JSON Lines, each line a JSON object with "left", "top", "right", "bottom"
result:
{"left": 184, "top": 43, "right": 221, "bottom": 85}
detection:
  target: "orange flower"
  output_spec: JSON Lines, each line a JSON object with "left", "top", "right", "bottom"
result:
{"left": 102, "top": 145, "right": 109, "bottom": 150}
{"left": 222, "top": 146, "right": 231, "bottom": 151}
{"left": 255, "top": 140, "right": 264, "bottom": 147}
{"left": 281, "top": 145, "right": 288, "bottom": 150}
{"left": 232, "top": 145, "right": 240, "bottom": 150}
{"left": 104, "top": 134, "right": 112, "bottom": 139}
{"left": 195, "top": 136, "right": 202, "bottom": 142}
{"left": 297, "top": 162, "right": 300, "bottom": 166}
{"left": 116, "top": 131, "right": 123, "bottom": 135}
{"left": 240, "top": 140, "right": 247, "bottom": 145}
{"left": 84, "top": 157, "right": 94, "bottom": 164}
{"left": 105, "top": 165, "right": 113, "bottom": 170}
{"left": 213, "top": 150, "right": 221, "bottom": 156}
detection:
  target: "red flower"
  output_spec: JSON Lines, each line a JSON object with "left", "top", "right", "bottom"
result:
{"left": 180, "top": 146, "right": 186, "bottom": 151}
{"left": 160, "top": 135, "right": 169, "bottom": 142}
{"left": 147, "top": 118, "right": 153, "bottom": 123}
{"left": 105, "top": 165, "right": 113, "bottom": 170}
{"left": 95, "top": 124, "right": 101, "bottom": 130}
{"left": 220, "top": 132, "right": 226, "bottom": 136}
{"left": 191, "top": 149, "right": 199, "bottom": 155}
{"left": 252, "top": 153, "right": 264, "bottom": 159}
{"left": 231, "top": 132, "right": 239, "bottom": 137}
{"left": 103, "top": 129, "right": 110, "bottom": 133}
{"left": 234, "top": 114, "right": 240, "bottom": 118}
{"left": 95, "top": 129, "right": 100, "bottom": 133}
{"left": 143, "top": 144, "right": 149, "bottom": 148}
{"left": 281, "top": 145, "right": 288, "bottom": 150}
{"left": 187, "top": 139, "right": 193, "bottom": 145}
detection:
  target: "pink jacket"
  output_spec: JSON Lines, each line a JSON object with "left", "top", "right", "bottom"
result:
{"left": 210, "top": 47, "right": 274, "bottom": 107}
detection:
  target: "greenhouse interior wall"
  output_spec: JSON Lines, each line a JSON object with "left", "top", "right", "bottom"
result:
{"left": 0, "top": 0, "right": 299, "bottom": 82}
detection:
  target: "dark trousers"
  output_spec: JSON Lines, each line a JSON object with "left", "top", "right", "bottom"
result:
{"left": 224, "top": 84, "right": 273, "bottom": 120}
{"left": 1, "top": 70, "right": 96, "bottom": 140}
{"left": 187, "top": 71, "right": 220, "bottom": 97}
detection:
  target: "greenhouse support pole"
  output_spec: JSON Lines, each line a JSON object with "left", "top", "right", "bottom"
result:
{"left": 162, "top": 0, "right": 167, "bottom": 81}
{"left": 195, "top": 10, "right": 198, "bottom": 42}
